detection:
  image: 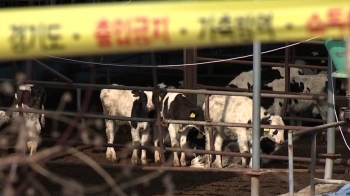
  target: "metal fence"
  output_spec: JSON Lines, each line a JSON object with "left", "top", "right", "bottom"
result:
{"left": 0, "top": 39, "right": 349, "bottom": 196}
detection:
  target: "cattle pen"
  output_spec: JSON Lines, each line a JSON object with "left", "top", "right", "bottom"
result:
{"left": 0, "top": 1, "right": 349, "bottom": 196}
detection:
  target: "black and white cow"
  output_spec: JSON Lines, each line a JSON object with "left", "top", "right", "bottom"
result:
{"left": 152, "top": 90, "right": 205, "bottom": 167}
{"left": 227, "top": 66, "right": 304, "bottom": 90}
{"left": 100, "top": 84, "right": 155, "bottom": 165}
{"left": 264, "top": 73, "right": 328, "bottom": 127}
{"left": 0, "top": 83, "right": 46, "bottom": 156}
{"left": 191, "top": 95, "right": 285, "bottom": 168}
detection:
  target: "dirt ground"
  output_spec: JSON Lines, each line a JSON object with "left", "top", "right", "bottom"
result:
{"left": 6, "top": 88, "right": 350, "bottom": 196}
{"left": 29, "top": 125, "right": 350, "bottom": 196}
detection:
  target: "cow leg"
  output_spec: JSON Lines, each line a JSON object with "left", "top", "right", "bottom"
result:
{"left": 237, "top": 135, "right": 249, "bottom": 168}
{"left": 105, "top": 120, "right": 118, "bottom": 162}
{"left": 27, "top": 116, "right": 41, "bottom": 156}
{"left": 140, "top": 126, "right": 151, "bottom": 165}
{"left": 168, "top": 124, "right": 180, "bottom": 167}
{"left": 152, "top": 123, "right": 162, "bottom": 163}
{"left": 40, "top": 105, "right": 45, "bottom": 128}
{"left": 179, "top": 131, "right": 188, "bottom": 167}
{"left": 27, "top": 140, "right": 37, "bottom": 156}
{"left": 212, "top": 133, "right": 223, "bottom": 168}
{"left": 130, "top": 126, "right": 141, "bottom": 165}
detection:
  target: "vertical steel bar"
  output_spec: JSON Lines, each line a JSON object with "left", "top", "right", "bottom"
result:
{"left": 251, "top": 41, "right": 261, "bottom": 196}
{"left": 324, "top": 55, "right": 335, "bottom": 179}
{"left": 346, "top": 38, "right": 350, "bottom": 115}
{"left": 204, "top": 95, "right": 214, "bottom": 166}
{"left": 151, "top": 52, "right": 166, "bottom": 166}
{"left": 310, "top": 133, "right": 317, "bottom": 196}
{"left": 183, "top": 48, "right": 197, "bottom": 105}
{"left": 282, "top": 43, "right": 290, "bottom": 119}
{"left": 288, "top": 131, "right": 294, "bottom": 196}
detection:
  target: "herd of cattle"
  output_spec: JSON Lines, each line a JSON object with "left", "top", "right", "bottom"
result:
{"left": 0, "top": 59, "right": 345, "bottom": 169}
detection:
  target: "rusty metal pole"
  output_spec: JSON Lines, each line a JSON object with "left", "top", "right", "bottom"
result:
{"left": 310, "top": 132, "right": 317, "bottom": 196}
{"left": 151, "top": 52, "right": 166, "bottom": 166}
{"left": 282, "top": 43, "right": 290, "bottom": 119}
{"left": 183, "top": 48, "right": 197, "bottom": 105}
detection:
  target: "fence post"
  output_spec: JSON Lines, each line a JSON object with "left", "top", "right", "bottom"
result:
{"left": 281, "top": 43, "right": 290, "bottom": 119}
{"left": 183, "top": 48, "right": 197, "bottom": 105}
{"left": 324, "top": 55, "right": 335, "bottom": 179}
{"left": 288, "top": 131, "right": 294, "bottom": 196}
{"left": 151, "top": 52, "right": 166, "bottom": 166}
{"left": 251, "top": 40, "right": 261, "bottom": 196}
{"left": 310, "top": 132, "right": 317, "bottom": 196}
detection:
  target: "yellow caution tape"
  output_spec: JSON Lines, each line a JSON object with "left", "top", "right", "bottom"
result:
{"left": 0, "top": 0, "right": 349, "bottom": 61}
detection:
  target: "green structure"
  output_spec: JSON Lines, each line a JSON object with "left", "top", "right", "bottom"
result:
{"left": 324, "top": 37, "right": 347, "bottom": 78}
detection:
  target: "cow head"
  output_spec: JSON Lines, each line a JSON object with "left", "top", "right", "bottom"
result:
{"left": 186, "top": 126, "right": 206, "bottom": 158}
{"left": 260, "top": 112, "right": 285, "bottom": 145}
{"left": 131, "top": 90, "right": 154, "bottom": 112}
{"left": 260, "top": 136, "right": 276, "bottom": 155}
{"left": 187, "top": 108, "right": 205, "bottom": 131}
{"left": 28, "top": 85, "right": 46, "bottom": 109}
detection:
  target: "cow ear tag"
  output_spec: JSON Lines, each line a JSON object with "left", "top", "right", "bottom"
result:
{"left": 158, "top": 96, "right": 162, "bottom": 102}
{"left": 190, "top": 113, "right": 196, "bottom": 118}
{"left": 197, "top": 132, "right": 203, "bottom": 139}
{"left": 263, "top": 128, "right": 270, "bottom": 132}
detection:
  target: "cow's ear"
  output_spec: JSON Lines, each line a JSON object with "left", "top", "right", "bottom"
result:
{"left": 131, "top": 90, "right": 141, "bottom": 97}
{"left": 246, "top": 119, "right": 252, "bottom": 130}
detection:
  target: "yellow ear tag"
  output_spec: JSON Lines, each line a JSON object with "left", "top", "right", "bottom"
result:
{"left": 158, "top": 96, "right": 162, "bottom": 102}
{"left": 263, "top": 128, "right": 270, "bottom": 132}
{"left": 190, "top": 113, "right": 195, "bottom": 118}
{"left": 197, "top": 133, "right": 203, "bottom": 139}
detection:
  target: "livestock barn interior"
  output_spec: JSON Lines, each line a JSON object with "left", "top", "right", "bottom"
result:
{"left": 0, "top": 0, "right": 350, "bottom": 196}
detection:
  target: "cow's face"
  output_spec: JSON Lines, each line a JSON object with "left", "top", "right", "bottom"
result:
{"left": 142, "top": 91, "right": 154, "bottom": 111}
{"left": 132, "top": 90, "right": 154, "bottom": 111}
{"left": 261, "top": 114, "right": 285, "bottom": 145}
{"left": 260, "top": 137, "right": 276, "bottom": 155}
